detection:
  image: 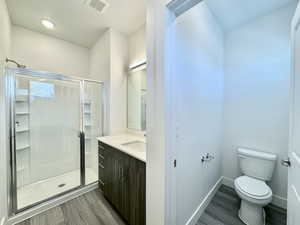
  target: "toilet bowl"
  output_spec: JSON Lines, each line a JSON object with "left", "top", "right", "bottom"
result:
{"left": 234, "top": 176, "right": 272, "bottom": 225}
{"left": 234, "top": 148, "right": 277, "bottom": 225}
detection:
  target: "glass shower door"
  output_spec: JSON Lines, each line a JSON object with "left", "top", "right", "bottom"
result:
{"left": 83, "top": 81, "right": 104, "bottom": 185}
{"left": 13, "top": 74, "right": 82, "bottom": 210}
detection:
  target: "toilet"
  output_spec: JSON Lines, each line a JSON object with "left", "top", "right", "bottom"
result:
{"left": 234, "top": 148, "right": 277, "bottom": 225}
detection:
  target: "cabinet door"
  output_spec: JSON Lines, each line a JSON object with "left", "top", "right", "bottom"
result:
{"left": 103, "top": 145, "right": 118, "bottom": 206}
{"left": 98, "top": 142, "right": 105, "bottom": 191}
{"left": 103, "top": 146, "right": 130, "bottom": 222}
{"left": 103, "top": 145, "right": 112, "bottom": 200}
{"left": 102, "top": 143, "right": 145, "bottom": 225}
{"left": 117, "top": 151, "right": 131, "bottom": 222}
{"left": 129, "top": 158, "right": 146, "bottom": 225}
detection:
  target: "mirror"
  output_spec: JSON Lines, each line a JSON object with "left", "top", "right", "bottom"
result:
{"left": 127, "top": 67, "right": 147, "bottom": 131}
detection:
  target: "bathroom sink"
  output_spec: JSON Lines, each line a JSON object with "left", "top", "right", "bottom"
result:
{"left": 121, "top": 141, "right": 146, "bottom": 152}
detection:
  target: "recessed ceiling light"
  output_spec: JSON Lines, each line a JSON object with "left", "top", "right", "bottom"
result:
{"left": 41, "top": 19, "right": 55, "bottom": 29}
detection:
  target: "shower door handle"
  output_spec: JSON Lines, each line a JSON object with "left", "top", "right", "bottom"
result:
{"left": 79, "top": 131, "right": 85, "bottom": 185}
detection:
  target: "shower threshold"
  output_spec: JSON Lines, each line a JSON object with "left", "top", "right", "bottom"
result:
{"left": 17, "top": 168, "right": 97, "bottom": 209}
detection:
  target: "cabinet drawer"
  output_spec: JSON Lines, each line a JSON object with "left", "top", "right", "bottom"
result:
{"left": 99, "top": 166, "right": 105, "bottom": 182}
{"left": 98, "top": 144, "right": 105, "bottom": 156}
{"left": 99, "top": 153, "right": 104, "bottom": 165}
{"left": 99, "top": 179, "right": 104, "bottom": 192}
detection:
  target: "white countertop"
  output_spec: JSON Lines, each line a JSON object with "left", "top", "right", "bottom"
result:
{"left": 98, "top": 133, "right": 146, "bottom": 163}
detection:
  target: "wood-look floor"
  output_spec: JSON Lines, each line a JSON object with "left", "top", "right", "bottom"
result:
{"left": 197, "top": 185, "right": 287, "bottom": 225}
{"left": 16, "top": 185, "right": 286, "bottom": 225}
{"left": 16, "top": 190, "right": 126, "bottom": 225}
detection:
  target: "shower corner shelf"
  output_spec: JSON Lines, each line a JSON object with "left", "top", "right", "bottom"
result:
{"left": 16, "top": 128, "right": 30, "bottom": 133}
{"left": 16, "top": 99, "right": 28, "bottom": 103}
{"left": 16, "top": 112, "right": 30, "bottom": 115}
{"left": 16, "top": 94, "right": 28, "bottom": 102}
{"left": 16, "top": 145, "right": 30, "bottom": 151}
{"left": 17, "top": 166, "right": 27, "bottom": 173}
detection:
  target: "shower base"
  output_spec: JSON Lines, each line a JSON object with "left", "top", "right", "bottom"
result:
{"left": 17, "top": 168, "right": 98, "bottom": 209}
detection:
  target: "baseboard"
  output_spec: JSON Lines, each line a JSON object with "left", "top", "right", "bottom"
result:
{"left": 6, "top": 183, "right": 98, "bottom": 225}
{"left": 272, "top": 194, "right": 287, "bottom": 209}
{"left": 222, "top": 176, "right": 235, "bottom": 189}
{"left": 221, "top": 176, "right": 287, "bottom": 209}
{"left": 185, "top": 177, "right": 223, "bottom": 225}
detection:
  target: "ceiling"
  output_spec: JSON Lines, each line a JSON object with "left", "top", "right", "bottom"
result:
{"left": 6, "top": 0, "right": 146, "bottom": 48}
{"left": 205, "top": 0, "right": 297, "bottom": 31}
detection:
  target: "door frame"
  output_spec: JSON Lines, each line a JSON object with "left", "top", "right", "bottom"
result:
{"left": 146, "top": 0, "right": 203, "bottom": 224}
{"left": 288, "top": 2, "right": 300, "bottom": 225}
{"left": 5, "top": 67, "right": 104, "bottom": 216}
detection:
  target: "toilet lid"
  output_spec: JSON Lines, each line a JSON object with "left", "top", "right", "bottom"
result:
{"left": 235, "top": 176, "right": 271, "bottom": 197}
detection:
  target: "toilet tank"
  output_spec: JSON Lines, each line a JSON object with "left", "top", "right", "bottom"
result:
{"left": 238, "top": 148, "right": 277, "bottom": 181}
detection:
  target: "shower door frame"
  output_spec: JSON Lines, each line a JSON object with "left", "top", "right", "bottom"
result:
{"left": 6, "top": 67, "right": 105, "bottom": 216}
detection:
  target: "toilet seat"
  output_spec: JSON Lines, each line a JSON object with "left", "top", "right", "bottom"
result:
{"left": 235, "top": 176, "right": 272, "bottom": 200}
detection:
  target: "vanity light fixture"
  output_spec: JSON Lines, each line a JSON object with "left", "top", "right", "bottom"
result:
{"left": 41, "top": 19, "right": 55, "bottom": 29}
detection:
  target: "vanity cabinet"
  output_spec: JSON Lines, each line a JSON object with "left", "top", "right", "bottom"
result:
{"left": 98, "top": 141, "right": 146, "bottom": 225}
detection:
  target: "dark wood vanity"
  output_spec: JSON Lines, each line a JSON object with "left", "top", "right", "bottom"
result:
{"left": 98, "top": 141, "right": 146, "bottom": 225}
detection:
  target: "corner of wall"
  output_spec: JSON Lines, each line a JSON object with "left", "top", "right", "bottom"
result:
{"left": 88, "top": 29, "right": 112, "bottom": 135}
{"left": 108, "top": 28, "right": 128, "bottom": 135}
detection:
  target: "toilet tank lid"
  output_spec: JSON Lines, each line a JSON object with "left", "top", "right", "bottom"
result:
{"left": 238, "top": 148, "right": 277, "bottom": 161}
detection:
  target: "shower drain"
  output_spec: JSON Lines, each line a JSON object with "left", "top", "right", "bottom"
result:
{"left": 58, "top": 183, "right": 66, "bottom": 188}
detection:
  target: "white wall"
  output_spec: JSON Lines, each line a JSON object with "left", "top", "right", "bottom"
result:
{"left": 11, "top": 25, "right": 89, "bottom": 78}
{"left": 109, "top": 29, "right": 128, "bottom": 135}
{"left": 222, "top": 4, "right": 296, "bottom": 207}
{"left": 173, "top": 2, "right": 224, "bottom": 224}
{"left": 89, "top": 30, "right": 111, "bottom": 82}
{"left": 129, "top": 25, "right": 146, "bottom": 66}
{"left": 0, "top": 0, "right": 11, "bottom": 222}
{"left": 89, "top": 29, "right": 128, "bottom": 135}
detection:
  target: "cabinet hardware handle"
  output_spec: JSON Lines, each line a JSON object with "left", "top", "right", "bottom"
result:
{"left": 99, "top": 179, "right": 104, "bottom": 185}
{"left": 99, "top": 163, "right": 104, "bottom": 169}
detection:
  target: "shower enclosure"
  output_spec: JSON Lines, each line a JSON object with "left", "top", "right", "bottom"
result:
{"left": 5, "top": 67, "right": 104, "bottom": 215}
